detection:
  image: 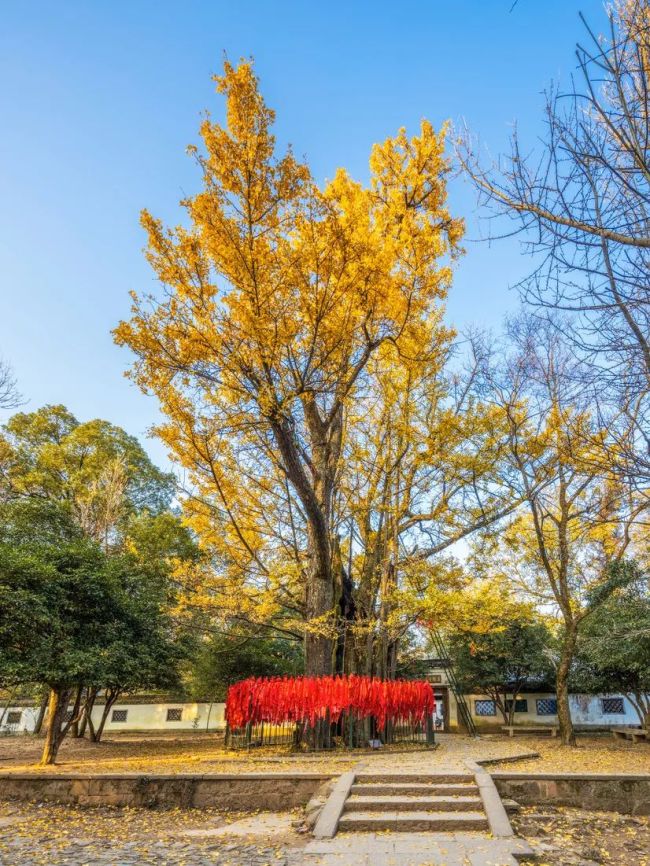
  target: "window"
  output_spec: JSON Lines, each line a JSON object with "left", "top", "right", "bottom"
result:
{"left": 474, "top": 700, "right": 496, "bottom": 716}
{"left": 6, "top": 711, "right": 22, "bottom": 725}
{"left": 536, "top": 698, "right": 557, "bottom": 716}
{"left": 505, "top": 699, "right": 529, "bottom": 714}
{"left": 601, "top": 697, "right": 625, "bottom": 715}
{"left": 111, "top": 709, "right": 128, "bottom": 723}
{"left": 166, "top": 708, "right": 182, "bottom": 722}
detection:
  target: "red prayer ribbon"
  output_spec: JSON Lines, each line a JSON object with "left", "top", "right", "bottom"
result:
{"left": 225, "top": 674, "right": 435, "bottom": 729}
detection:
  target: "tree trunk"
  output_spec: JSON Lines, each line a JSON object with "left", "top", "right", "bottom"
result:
{"left": 70, "top": 685, "right": 85, "bottom": 737}
{"left": 305, "top": 567, "right": 334, "bottom": 675}
{"left": 335, "top": 555, "right": 356, "bottom": 675}
{"left": 33, "top": 690, "right": 49, "bottom": 736}
{"left": 41, "top": 687, "right": 72, "bottom": 765}
{"left": 88, "top": 688, "right": 121, "bottom": 743}
{"left": 271, "top": 408, "right": 337, "bottom": 677}
{"left": 79, "top": 687, "right": 98, "bottom": 738}
{"left": 556, "top": 625, "right": 578, "bottom": 746}
{"left": 629, "top": 692, "right": 650, "bottom": 730}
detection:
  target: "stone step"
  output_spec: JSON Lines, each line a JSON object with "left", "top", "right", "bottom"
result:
{"left": 350, "top": 782, "right": 477, "bottom": 797}
{"left": 355, "top": 773, "right": 475, "bottom": 784}
{"left": 344, "top": 795, "right": 484, "bottom": 812}
{"left": 338, "top": 810, "right": 489, "bottom": 832}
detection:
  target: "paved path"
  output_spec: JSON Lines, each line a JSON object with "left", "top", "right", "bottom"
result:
{"left": 354, "top": 733, "right": 536, "bottom": 772}
{"left": 292, "top": 831, "right": 531, "bottom": 866}
{"left": 303, "top": 746, "right": 534, "bottom": 865}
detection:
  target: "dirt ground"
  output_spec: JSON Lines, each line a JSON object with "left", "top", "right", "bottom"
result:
{"left": 0, "top": 800, "right": 307, "bottom": 865}
{"left": 515, "top": 805, "right": 650, "bottom": 866}
{"left": 1, "top": 799, "right": 648, "bottom": 866}
{"left": 0, "top": 729, "right": 649, "bottom": 775}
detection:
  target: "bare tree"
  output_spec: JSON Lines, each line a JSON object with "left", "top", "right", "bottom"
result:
{"left": 459, "top": 1, "right": 650, "bottom": 477}
{"left": 0, "top": 358, "right": 21, "bottom": 411}
{"left": 486, "top": 316, "right": 648, "bottom": 745}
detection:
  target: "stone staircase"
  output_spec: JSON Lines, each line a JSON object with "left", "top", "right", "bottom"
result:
{"left": 337, "top": 772, "right": 488, "bottom": 833}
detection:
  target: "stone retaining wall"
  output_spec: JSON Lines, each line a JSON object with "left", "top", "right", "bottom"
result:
{"left": 0, "top": 773, "right": 331, "bottom": 810}
{"left": 492, "top": 773, "right": 650, "bottom": 816}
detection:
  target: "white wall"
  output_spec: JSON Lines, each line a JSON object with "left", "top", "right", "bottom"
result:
{"left": 0, "top": 705, "right": 42, "bottom": 735}
{"left": 0, "top": 702, "right": 227, "bottom": 735}
{"left": 462, "top": 692, "right": 642, "bottom": 728}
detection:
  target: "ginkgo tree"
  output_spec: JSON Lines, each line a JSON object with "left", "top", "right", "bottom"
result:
{"left": 481, "top": 318, "right": 648, "bottom": 745}
{"left": 115, "top": 59, "right": 466, "bottom": 675}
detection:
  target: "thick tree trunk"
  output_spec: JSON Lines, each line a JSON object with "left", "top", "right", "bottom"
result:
{"left": 335, "top": 556, "right": 356, "bottom": 675}
{"left": 271, "top": 407, "right": 338, "bottom": 677}
{"left": 41, "top": 687, "right": 72, "bottom": 765}
{"left": 305, "top": 556, "right": 334, "bottom": 676}
{"left": 556, "top": 625, "right": 578, "bottom": 746}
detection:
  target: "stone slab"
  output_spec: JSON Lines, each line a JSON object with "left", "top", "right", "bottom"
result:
{"left": 466, "top": 760, "right": 514, "bottom": 839}
{"left": 312, "top": 771, "right": 356, "bottom": 839}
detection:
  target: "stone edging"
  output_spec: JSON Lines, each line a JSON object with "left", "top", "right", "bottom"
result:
{"left": 465, "top": 759, "right": 517, "bottom": 840}
{"left": 0, "top": 772, "right": 334, "bottom": 811}
{"left": 0, "top": 772, "right": 332, "bottom": 781}
{"left": 490, "top": 771, "right": 650, "bottom": 781}
{"left": 490, "top": 772, "right": 650, "bottom": 817}
{"left": 312, "top": 771, "right": 356, "bottom": 838}
{"left": 476, "top": 751, "right": 540, "bottom": 766}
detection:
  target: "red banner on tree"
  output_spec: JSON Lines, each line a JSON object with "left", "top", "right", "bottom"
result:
{"left": 225, "top": 674, "right": 435, "bottom": 729}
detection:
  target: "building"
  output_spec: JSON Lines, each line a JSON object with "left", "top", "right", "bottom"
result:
{"left": 0, "top": 699, "right": 226, "bottom": 736}
{"left": 426, "top": 663, "right": 643, "bottom": 731}
{"left": 1, "top": 675, "right": 645, "bottom": 736}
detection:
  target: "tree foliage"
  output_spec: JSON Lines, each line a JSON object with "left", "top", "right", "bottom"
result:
{"left": 573, "top": 563, "right": 650, "bottom": 728}
{"left": 188, "top": 630, "right": 302, "bottom": 702}
{"left": 114, "top": 59, "right": 532, "bottom": 677}
{"left": 447, "top": 616, "right": 552, "bottom": 725}
{"left": 0, "top": 405, "right": 175, "bottom": 545}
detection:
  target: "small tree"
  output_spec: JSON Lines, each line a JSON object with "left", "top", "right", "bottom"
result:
{"left": 0, "top": 530, "right": 184, "bottom": 763}
{"left": 447, "top": 618, "right": 552, "bottom": 725}
{"left": 82, "top": 552, "right": 186, "bottom": 743}
{"left": 486, "top": 318, "right": 647, "bottom": 745}
{"left": 188, "top": 630, "right": 303, "bottom": 702}
{"left": 0, "top": 539, "right": 118, "bottom": 763}
{"left": 573, "top": 565, "right": 650, "bottom": 729}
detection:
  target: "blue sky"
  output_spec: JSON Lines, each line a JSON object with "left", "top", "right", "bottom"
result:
{"left": 0, "top": 0, "right": 605, "bottom": 467}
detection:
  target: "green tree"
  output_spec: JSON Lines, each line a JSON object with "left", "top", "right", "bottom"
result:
{"left": 573, "top": 566, "right": 650, "bottom": 729}
{"left": 447, "top": 618, "right": 553, "bottom": 726}
{"left": 188, "top": 630, "right": 303, "bottom": 702}
{"left": 0, "top": 499, "right": 187, "bottom": 763}
{"left": 0, "top": 405, "right": 175, "bottom": 545}
{"left": 81, "top": 550, "right": 186, "bottom": 743}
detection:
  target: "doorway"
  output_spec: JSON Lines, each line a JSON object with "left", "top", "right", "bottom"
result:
{"left": 433, "top": 687, "right": 449, "bottom": 732}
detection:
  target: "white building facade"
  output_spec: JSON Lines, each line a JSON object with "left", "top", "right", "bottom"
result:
{"left": 428, "top": 665, "right": 644, "bottom": 731}
{"left": 0, "top": 700, "right": 226, "bottom": 735}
